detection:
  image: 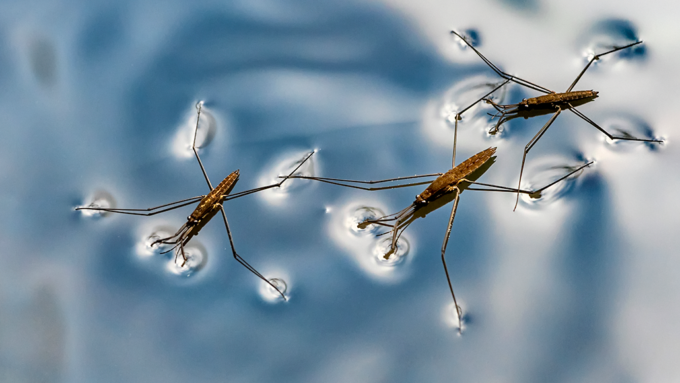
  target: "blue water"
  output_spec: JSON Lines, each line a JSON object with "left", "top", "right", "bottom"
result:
{"left": 2, "top": 1, "right": 678, "bottom": 382}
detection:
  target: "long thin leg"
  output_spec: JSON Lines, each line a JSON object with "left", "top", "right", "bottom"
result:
{"left": 219, "top": 206, "right": 286, "bottom": 300}
{"left": 462, "top": 161, "right": 592, "bottom": 194}
{"left": 514, "top": 108, "right": 562, "bottom": 211}
{"left": 566, "top": 40, "right": 643, "bottom": 92}
{"left": 451, "top": 31, "right": 553, "bottom": 94}
{"left": 192, "top": 102, "right": 214, "bottom": 191}
{"left": 275, "top": 176, "right": 436, "bottom": 193}
{"left": 440, "top": 187, "right": 463, "bottom": 332}
{"left": 75, "top": 196, "right": 205, "bottom": 216}
{"left": 568, "top": 105, "right": 662, "bottom": 143}
{"left": 222, "top": 151, "right": 316, "bottom": 202}
{"left": 453, "top": 79, "right": 511, "bottom": 166}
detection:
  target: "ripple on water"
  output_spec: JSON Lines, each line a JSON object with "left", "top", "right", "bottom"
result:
{"left": 582, "top": 19, "right": 646, "bottom": 64}
{"left": 440, "top": 75, "right": 510, "bottom": 137}
{"left": 451, "top": 28, "right": 481, "bottom": 49}
{"left": 258, "top": 276, "right": 290, "bottom": 303}
{"left": 134, "top": 225, "right": 176, "bottom": 257}
{"left": 599, "top": 115, "right": 663, "bottom": 152}
{"left": 78, "top": 190, "right": 115, "bottom": 219}
{"left": 171, "top": 101, "right": 218, "bottom": 159}
{"left": 517, "top": 156, "right": 592, "bottom": 210}
{"left": 329, "top": 201, "right": 415, "bottom": 283}
{"left": 347, "top": 206, "right": 386, "bottom": 237}
{"left": 257, "top": 149, "right": 316, "bottom": 204}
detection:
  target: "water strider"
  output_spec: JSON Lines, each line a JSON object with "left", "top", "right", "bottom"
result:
{"left": 449, "top": 30, "right": 662, "bottom": 210}
{"left": 77, "top": 102, "right": 314, "bottom": 299}
{"left": 285, "top": 132, "right": 591, "bottom": 331}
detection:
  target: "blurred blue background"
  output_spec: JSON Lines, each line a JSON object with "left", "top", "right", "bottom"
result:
{"left": 1, "top": 0, "right": 678, "bottom": 382}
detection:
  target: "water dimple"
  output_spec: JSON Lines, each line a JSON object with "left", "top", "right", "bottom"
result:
{"left": 259, "top": 277, "right": 289, "bottom": 303}
{"left": 442, "top": 302, "right": 466, "bottom": 334}
{"left": 171, "top": 101, "right": 218, "bottom": 159}
{"left": 166, "top": 243, "right": 207, "bottom": 277}
{"left": 135, "top": 226, "right": 176, "bottom": 257}
{"left": 582, "top": 19, "right": 646, "bottom": 64}
{"left": 452, "top": 28, "right": 481, "bottom": 49}
{"left": 599, "top": 116, "right": 663, "bottom": 152}
{"left": 258, "top": 150, "right": 316, "bottom": 204}
{"left": 347, "top": 206, "right": 385, "bottom": 236}
{"left": 518, "top": 158, "right": 592, "bottom": 209}
{"left": 77, "top": 190, "right": 115, "bottom": 219}
{"left": 440, "top": 75, "right": 510, "bottom": 137}
{"left": 372, "top": 236, "right": 410, "bottom": 267}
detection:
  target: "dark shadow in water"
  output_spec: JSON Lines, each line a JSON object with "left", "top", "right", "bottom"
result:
{"left": 124, "top": 0, "right": 452, "bottom": 149}
{"left": 526, "top": 173, "right": 631, "bottom": 382}
{"left": 495, "top": 0, "right": 541, "bottom": 12}
{"left": 29, "top": 36, "right": 58, "bottom": 87}
{"left": 588, "top": 19, "right": 646, "bottom": 60}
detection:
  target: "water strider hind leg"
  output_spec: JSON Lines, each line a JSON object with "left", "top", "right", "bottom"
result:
{"left": 219, "top": 206, "right": 287, "bottom": 300}
{"left": 440, "top": 187, "right": 463, "bottom": 332}
{"left": 568, "top": 104, "right": 663, "bottom": 144}
{"left": 514, "top": 108, "right": 563, "bottom": 211}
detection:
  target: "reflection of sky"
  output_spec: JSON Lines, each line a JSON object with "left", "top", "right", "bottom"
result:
{"left": 1, "top": 0, "right": 679, "bottom": 382}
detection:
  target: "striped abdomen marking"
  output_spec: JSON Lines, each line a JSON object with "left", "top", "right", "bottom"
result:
{"left": 189, "top": 170, "right": 240, "bottom": 222}
{"left": 416, "top": 147, "right": 496, "bottom": 203}
{"left": 523, "top": 90, "right": 598, "bottom": 107}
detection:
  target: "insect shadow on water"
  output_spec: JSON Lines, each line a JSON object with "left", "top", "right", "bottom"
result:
{"left": 449, "top": 30, "right": 662, "bottom": 210}
{"left": 76, "top": 102, "right": 315, "bottom": 299}
{"left": 283, "top": 128, "right": 592, "bottom": 332}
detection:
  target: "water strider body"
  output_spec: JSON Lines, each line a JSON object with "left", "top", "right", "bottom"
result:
{"left": 449, "top": 30, "right": 662, "bottom": 210}
{"left": 287, "top": 144, "right": 591, "bottom": 331}
{"left": 77, "top": 102, "right": 314, "bottom": 299}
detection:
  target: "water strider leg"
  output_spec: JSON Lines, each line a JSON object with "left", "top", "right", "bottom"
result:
{"left": 450, "top": 31, "right": 553, "bottom": 94}
{"left": 462, "top": 161, "right": 592, "bottom": 195}
{"left": 452, "top": 78, "right": 511, "bottom": 166}
{"left": 192, "top": 101, "right": 214, "bottom": 191}
{"left": 222, "top": 151, "right": 316, "bottom": 202}
{"left": 75, "top": 196, "right": 205, "bottom": 216}
{"left": 566, "top": 40, "right": 643, "bottom": 92}
{"left": 276, "top": 175, "right": 438, "bottom": 193}
{"left": 219, "top": 206, "right": 286, "bottom": 300}
{"left": 514, "top": 107, "right": 563, "bottom": 211}
{"left": 440, "top": 187, "right": 463, "bottom": 332}
{"left": 568, "top": 105, "right": 662, "bottom": 143}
